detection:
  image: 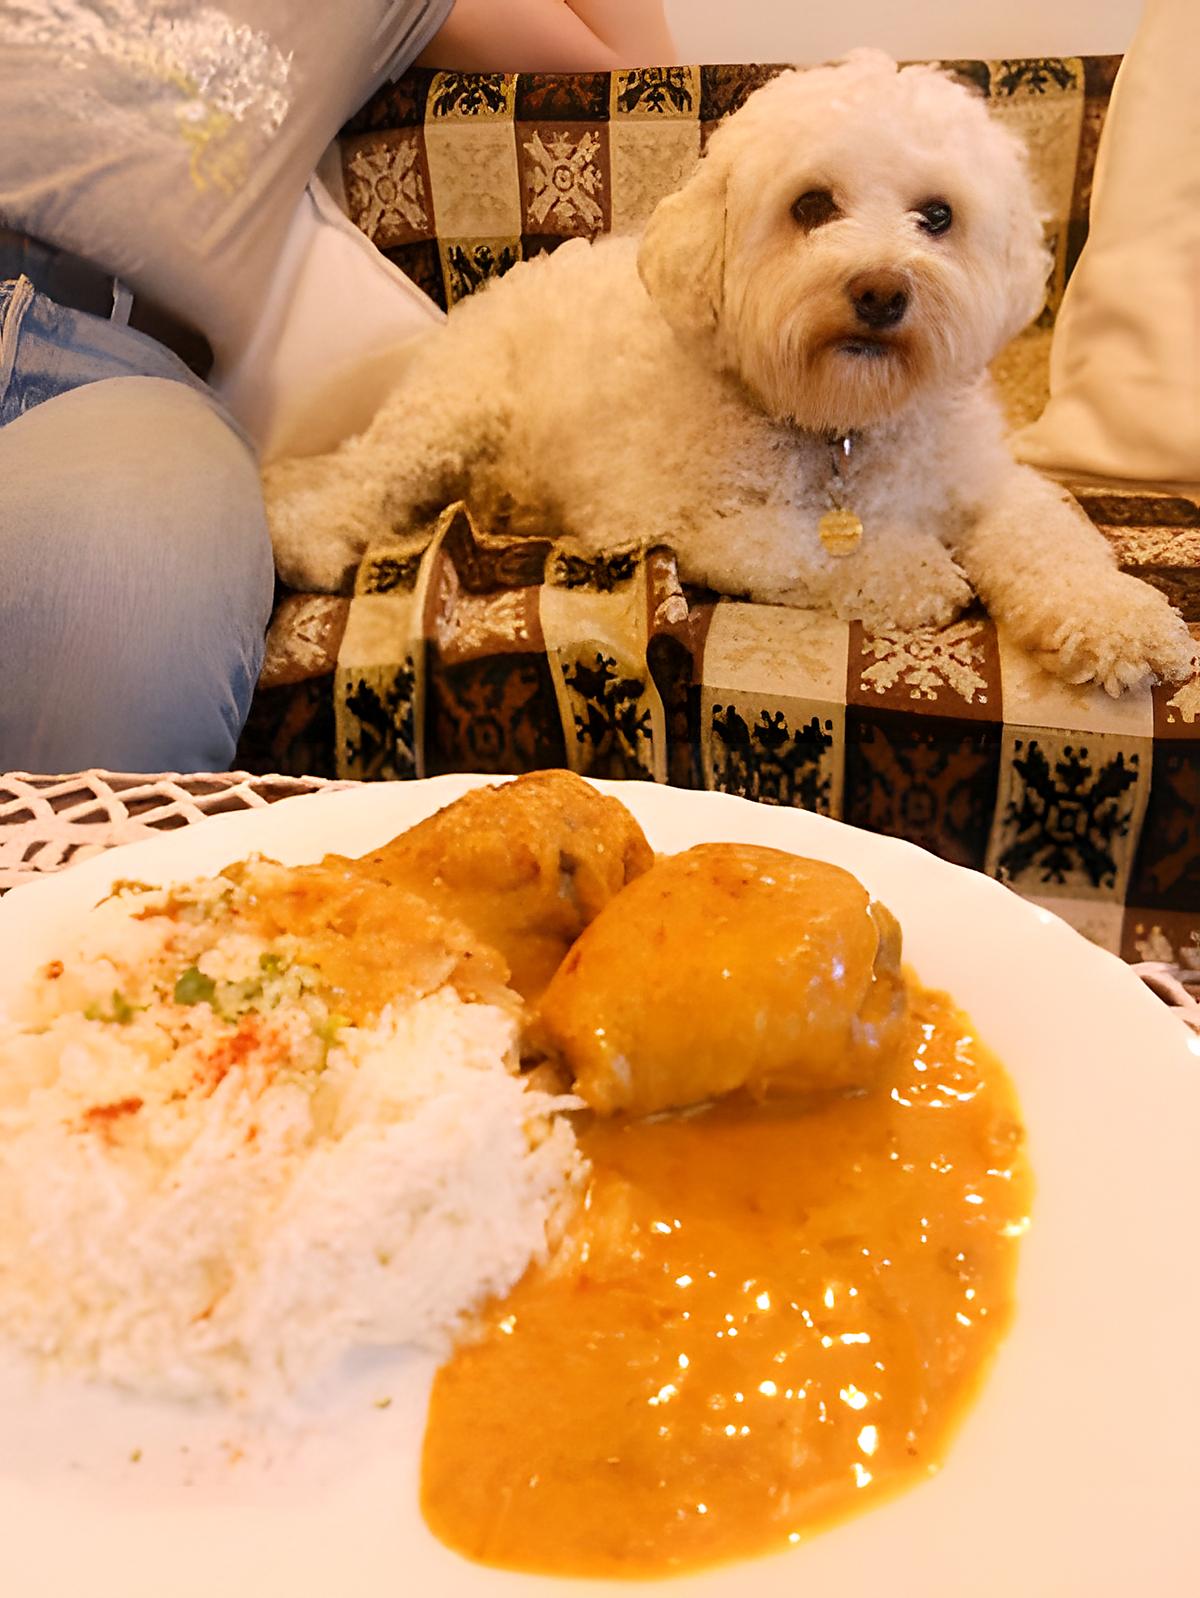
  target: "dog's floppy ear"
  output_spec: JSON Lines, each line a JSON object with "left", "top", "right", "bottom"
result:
{"left": 999, "top": 171, "right": 1053, "bottom": 344}
{"left": 637, "top": 149, "right": 730, "bottom": 341}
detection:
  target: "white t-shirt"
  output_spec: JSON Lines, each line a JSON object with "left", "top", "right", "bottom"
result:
{"left": 0, "top": 1, "right": 452, "bottom": 360}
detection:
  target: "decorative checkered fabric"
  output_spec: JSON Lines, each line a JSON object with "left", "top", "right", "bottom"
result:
{"left": 337, "top": 58, "right": 1112, "bottom": 320}
{"left": 238, "top": 59, "right": 1200, "bottom": 966}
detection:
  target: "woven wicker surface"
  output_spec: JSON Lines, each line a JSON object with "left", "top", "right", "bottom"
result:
{"left": 1, "top": 769, "right": 1196, "bottom": 1032}
{"left": 0, "top": 771, "right": 353, "bottom": 895}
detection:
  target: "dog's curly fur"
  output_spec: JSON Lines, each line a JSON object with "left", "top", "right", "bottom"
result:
{"left": 266, "top": 50, "right": 1193, "bottom": 696}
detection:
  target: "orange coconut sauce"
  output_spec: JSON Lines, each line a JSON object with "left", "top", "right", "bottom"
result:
{"left": 420, "top": 983, "right": 1031, "bottom": 1578}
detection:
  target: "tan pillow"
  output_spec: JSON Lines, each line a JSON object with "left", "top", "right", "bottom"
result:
{"left": 1014, "top": 0, "right": 1200, "bottom": 490}
{"left": 215, "top": 174, "right": 444, "bottom": 462}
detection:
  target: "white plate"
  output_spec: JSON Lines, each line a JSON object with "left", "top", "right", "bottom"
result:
{"left": 1, "top": 776, "right": 1198, "bottom": 1598}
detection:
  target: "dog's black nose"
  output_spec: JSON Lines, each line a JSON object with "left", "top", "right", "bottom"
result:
{"left": 849, "top": 272, "right": 909, "bottom": 330}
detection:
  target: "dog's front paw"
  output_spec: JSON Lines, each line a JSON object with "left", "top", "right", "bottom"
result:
{"left": 873, "top": 563, "right": 974, "bottom": 632}
{"left": 262, "top": 456, "right": 379, "bottom": 595}
{"left": 270, "top": 521, "right": 368, "bottom": 596}
{"left": 829, "top": 539, "right": 973, "bottom": 632}
{"left": 1026, "top": 575, "right": 1195, "bottom": 696}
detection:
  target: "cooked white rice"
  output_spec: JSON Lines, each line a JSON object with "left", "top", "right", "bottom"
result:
{"left": 0, "top": 875, "right": 582, "bottom": 1404}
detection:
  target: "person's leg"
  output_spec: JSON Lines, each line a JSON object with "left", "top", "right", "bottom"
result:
{"left": 0, "top": 375, "right": 274, "bottom": 773}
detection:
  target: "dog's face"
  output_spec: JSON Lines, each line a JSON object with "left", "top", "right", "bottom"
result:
{"left": 638, "top": 52, "right": 1049, "bottom": 433}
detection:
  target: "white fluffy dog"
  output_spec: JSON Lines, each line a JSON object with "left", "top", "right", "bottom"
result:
{"left": 266, "top": 51, "right": 1193, "bottom": 695}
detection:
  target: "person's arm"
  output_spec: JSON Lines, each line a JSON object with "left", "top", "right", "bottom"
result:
{"left": 418, "top": 0, "right": 677, "bottom": 72}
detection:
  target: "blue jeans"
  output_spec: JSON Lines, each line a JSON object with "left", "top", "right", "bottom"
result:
{"left": 0, "top": 277, "right": 274, "bottom": 774}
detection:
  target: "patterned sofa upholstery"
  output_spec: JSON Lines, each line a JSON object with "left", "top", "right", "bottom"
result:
{"left": 236, "top": 59, "right": 1200, "bottom": 965}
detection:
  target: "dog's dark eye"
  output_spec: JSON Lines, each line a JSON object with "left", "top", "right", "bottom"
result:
{"left": 792, "top": 189, "right": 839, "bottom": 232}
{"left": 916, "top": 199, "right": 953, "bottom": 236}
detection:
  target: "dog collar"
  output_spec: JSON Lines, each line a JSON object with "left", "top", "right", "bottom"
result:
{"left": 818, "top": 432, "right": 864, "bottom": 557}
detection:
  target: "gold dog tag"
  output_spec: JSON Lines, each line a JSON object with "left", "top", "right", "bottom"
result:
{"left": 818, "top": 507, "right": 863, "bottom": 557}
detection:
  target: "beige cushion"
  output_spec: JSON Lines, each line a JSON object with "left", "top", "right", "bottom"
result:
{"left": 215, "top": 173, "right": 444, "bottom": 463}
{"left": 1015, "top": 0, "right": 1200, "bottom": 491}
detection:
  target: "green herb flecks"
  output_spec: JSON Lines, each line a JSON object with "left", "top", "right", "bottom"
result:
{"left": 84, "top": 990, "right": 138, "bottom": 1025}
{"left": 215, "top": 978, "right": 265, "bottom": 1022}
{"left": 174, "top": 967, "right": 217, "bottom": 1006}
{"left": 315, "top": 1011, "right": 351, "bottom": 1065}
